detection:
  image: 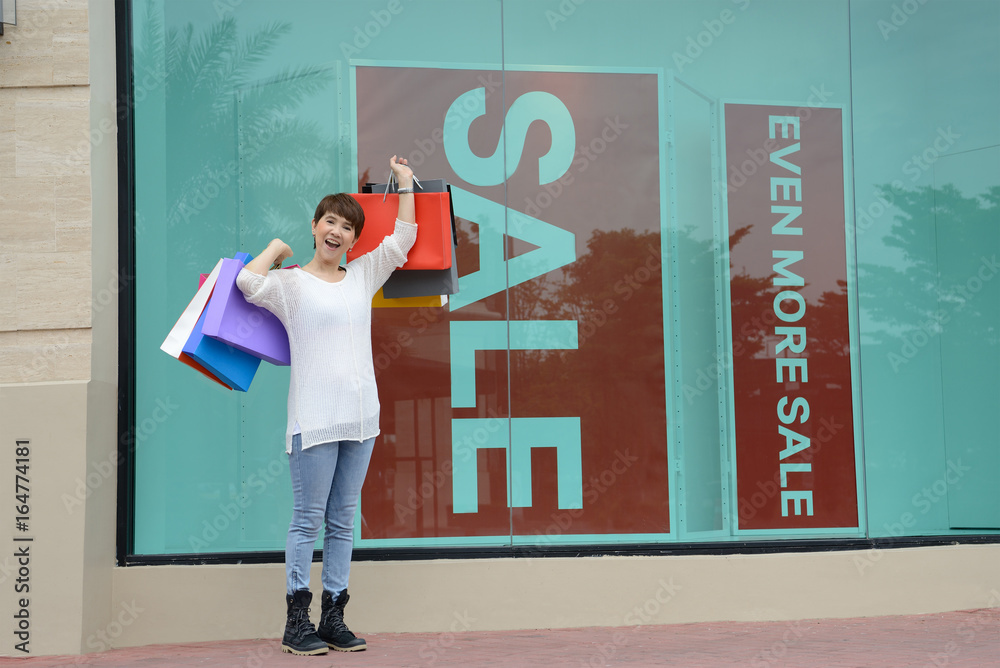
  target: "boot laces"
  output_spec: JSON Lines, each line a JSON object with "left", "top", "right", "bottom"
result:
{"left": 323, "top": 606, "right": 355, "bottom": 639}
{"left": 290, "top": 607, "right": 318, "bottom": 636}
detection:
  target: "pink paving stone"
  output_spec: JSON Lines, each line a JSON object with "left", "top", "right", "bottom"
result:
{"left": 2, "top": 609, "right": 998, "bottom": 667}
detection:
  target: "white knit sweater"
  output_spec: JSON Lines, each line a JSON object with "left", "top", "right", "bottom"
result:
{"left": 236, "top": 219, "right": 417, "bottom": 453}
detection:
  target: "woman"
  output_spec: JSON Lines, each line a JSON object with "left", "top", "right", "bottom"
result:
{"left": 237, "top": 156, "right": 417, "bottom": 656}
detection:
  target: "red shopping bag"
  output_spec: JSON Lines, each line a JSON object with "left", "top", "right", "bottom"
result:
{"left": 348, "top": 192, "right": 452, "bottom": 270}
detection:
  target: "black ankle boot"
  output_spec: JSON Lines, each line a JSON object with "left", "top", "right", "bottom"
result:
{"left": 281, "top": 590, "right": 328, "bottom": 655}
{"left": 318, "top": 589, "right": 367, "bottom": 651}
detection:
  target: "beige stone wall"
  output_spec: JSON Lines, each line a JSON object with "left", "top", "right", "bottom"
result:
{"left": 0, "top": 0, "right": 119, "bottom": 657}
{"left": 0, "top": 0, "right": 93, "bottom": 384}
{"left": 112, "top": 545, "right": 1000, "bottom": 648}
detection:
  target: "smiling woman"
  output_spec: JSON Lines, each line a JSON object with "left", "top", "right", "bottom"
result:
{"left": 234, "top": 156, "right": 417, "bottom": 655}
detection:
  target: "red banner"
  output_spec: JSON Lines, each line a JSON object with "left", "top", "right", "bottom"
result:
{"left": 355, "top": 66, "right": 668, "bottom": 541}
{"left": 723, "top": 103, "right": 858, "bottom": 530}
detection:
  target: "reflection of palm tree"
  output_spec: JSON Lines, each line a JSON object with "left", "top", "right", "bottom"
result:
{"left": 135, "top": 4, "right": 339, "bottom": 239}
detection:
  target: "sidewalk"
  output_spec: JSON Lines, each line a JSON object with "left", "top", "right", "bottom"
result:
{"left": 7, "top": 608, "right": 999, "bottom": 667}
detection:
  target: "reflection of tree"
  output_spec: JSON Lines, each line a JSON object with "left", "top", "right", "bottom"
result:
{"left": 860, "top": 183, "right": 1000, "bottom": 347}
{"left": 135, "top": 4, "right": 338, "bottom": 238}
{"left": 728, "top": 224, "right": 775, "bottom": 362}
{"left": 511, "top": 228, "right": 665, "bottom": 427}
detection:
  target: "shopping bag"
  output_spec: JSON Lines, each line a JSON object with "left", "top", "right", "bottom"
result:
{"left": 381, "top": 238, "right": 459, "bottom": 298}
{"left": 182, "top": 305, "right": 261, "bottom": 392}
{"left": 160, "top": 259, "right": 233, "bottom": 389}
{"left": 349, "top": 192, "right": 452, "bottom": 270}
{"left": 363, "top": 178, "right": 457, "bottom": 246}
{"left": 177, "top": 352, "right": 233, "bottom": 389}
{"left": 372, "top": 288, "right": 448, "bottom": 308}
{"left": 363, "top": 179, "right": 460, "bottom": 298}
{"left": 201, "top": 256, "right": 291, "bottom": 366}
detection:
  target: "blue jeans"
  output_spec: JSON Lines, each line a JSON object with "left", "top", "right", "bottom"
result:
{"left": 286, "top": 433, "right": 375, "bottom": 596}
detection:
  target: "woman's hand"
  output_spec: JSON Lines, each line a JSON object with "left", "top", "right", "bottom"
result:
{"left": 245, "top": 238, "right": 293, "bottom": 276}
{"left": 269, "top": 239, "right": 294, "bottom": 268}
{"left": 390, "top": 155, "right": 414, "bottom": 188}
{"left": 390, "top": 156, "right": 416, "bottom": 225}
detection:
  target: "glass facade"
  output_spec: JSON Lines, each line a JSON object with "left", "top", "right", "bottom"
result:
{"left": 128, "top": 0, "right": 1000, "bottom": 555}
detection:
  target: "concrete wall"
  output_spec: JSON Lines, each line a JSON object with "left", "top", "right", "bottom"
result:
{"left": 0, "top": 0, "right": 118, "bottom": 656}
{"left": 111, "top": 545, "right": 1000, "bottom": 648}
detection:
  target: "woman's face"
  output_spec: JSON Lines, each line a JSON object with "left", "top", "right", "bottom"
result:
{"left": 312, "top": 212, "right": 357, "bottom": 261}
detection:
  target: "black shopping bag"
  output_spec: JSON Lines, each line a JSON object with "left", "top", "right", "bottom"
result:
{"left": 363, "top": 179, "right": 459, "bottom": 298}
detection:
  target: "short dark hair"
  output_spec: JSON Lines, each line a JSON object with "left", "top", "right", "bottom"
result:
{"left": 312, "top": 194, "right": 365, "bottom": 247}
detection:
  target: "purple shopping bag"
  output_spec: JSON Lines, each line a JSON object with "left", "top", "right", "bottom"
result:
{"left": 201, "top": 256, "right": 291, "bottom": 366}
{"left": 182, "top": 304, "right": 261, "bottom": 392}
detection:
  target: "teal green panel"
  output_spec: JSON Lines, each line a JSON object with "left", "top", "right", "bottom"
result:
{"left": 508, "top": 321, "right": 579, "bottom": 351}
{"left": 356, "top": 535, "right": 510, "bottom": 549}
{"left": 132, "top": 0, "right": 1000, "bottom": 555}
{"left": 132, "top": 0, "right": 505, "bottom": 554}
{"left": 934, "top": 147, "right": 1000, "bottom": 529}
{"left": 443, "top": 88, "right": 575, "bottom": 186}
{"left": 449, "top": 321, "right": 508, "bottom": 409}
{"left": 449, "top": 187, "right": 507, "bottom": 311}
{"left": 450, "top": 418, "right": 582, "bottom": 513}
{"left": 504, "top": 91, "right": 577, "bottom": 185}
{"left": 670, "top": 77, "right": 728, "bottom": 536}
{"left": 452, "top": 418, "right": 510, "bottom": 514}
{"left": 236, "top": 362, "right": 293, "bottom": 549}
{"left": 449, "top": 187, "right": 578, "bottom": 310}
{"left": 510, "top": 418, "right": 583, "bottom": 510}
{"left": 450, "top": 320, "right": 579, "bottom": 408}
{"left": 851, "top": 0, "right": 1000, "bottom": 537}
{"left": 505, "top": 207, "right": 578, "bottom": 289}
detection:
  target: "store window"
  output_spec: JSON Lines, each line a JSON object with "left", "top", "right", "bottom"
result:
{"left": 127, "top": 0, "right": 999, "bottom": 557}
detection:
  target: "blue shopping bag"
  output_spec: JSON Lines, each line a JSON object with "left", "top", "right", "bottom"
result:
{"left": 181, "top": 297, "right": 261, "bottom": 392}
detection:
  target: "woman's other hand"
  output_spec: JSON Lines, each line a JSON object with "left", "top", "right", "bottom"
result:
{"left": 390, "top": 155, "right": 414, "bottom": 188}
